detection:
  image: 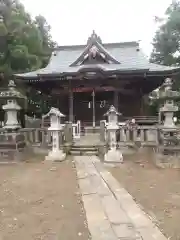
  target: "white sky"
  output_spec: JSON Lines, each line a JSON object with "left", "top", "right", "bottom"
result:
{"left": 21, "top": 0, "right": 172, "bottom": 56}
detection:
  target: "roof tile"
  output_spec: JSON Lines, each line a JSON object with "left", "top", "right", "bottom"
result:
{"left": 15, "top": 39, "right": 179, "bottom": 78}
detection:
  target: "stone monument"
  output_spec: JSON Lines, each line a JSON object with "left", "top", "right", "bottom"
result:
{"left": 104, "top": 105, "right": 123, "bottom": 163}
{"left": 43, "top": 107, "right": 66, "bottom": 161}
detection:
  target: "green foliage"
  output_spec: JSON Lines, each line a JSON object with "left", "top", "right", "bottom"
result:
{"left": 150, "top": 1, "right": 180, "bottom": 117}
{"left": 0, "top": 0, "right": 57, "bottom": 116}
{"left": 150, "top": 0, "right": 180, "bottom": 66}
{"left": 0, "top": 0, "right": 56, "bottom": 77}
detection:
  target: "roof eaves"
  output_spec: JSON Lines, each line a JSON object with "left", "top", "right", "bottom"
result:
{"left": 37, "top": 68, "right": 149, "bottom": 77}
{"left": 147, "top": 67, "right": 180, "bottom": 76}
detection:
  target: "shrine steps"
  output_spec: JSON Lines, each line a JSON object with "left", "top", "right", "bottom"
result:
{"left": 83, "top": 126, "right": 100, "bottom": 134}
{"left": 70, "top": 145, "right": 98, "bottom": 156}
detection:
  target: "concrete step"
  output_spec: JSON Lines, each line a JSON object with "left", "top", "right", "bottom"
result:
{"left": 71, "top": 147, "right": 98, "bottom": 152}
{"left": 70, "top": 150, "right": 98, "bottom": 156}
{"left": 84, "top": 127, "right": 100, "bottom": 134}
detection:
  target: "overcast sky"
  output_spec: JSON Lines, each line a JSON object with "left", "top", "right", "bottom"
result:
{"left": 21, "top": 0, "right": 172, "bottom": 56}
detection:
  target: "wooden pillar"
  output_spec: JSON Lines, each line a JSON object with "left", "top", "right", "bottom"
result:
{"left": 69, "top": 89, "right": 73, "bottom": 122}
{"left": 92, "top": 90, "right": 95, "bottom": 127}
{"left": 114, "top": 90, "right": 119, "bottom": 111}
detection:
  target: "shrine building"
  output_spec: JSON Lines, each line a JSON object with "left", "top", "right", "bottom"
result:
{"left": 14, "top": 31, "right": 180, "bottom": 125}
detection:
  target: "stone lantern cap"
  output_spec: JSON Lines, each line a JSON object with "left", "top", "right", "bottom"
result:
{"left": 158, "top": 78, "right": 180, "bottom": 100}
{"left": 160, "top": 104, "right": 178, "bottom": 112}
{"left": 0, "top": 80, "right": 26, "bottom": 100}
{"left": 163, "top": 78, "right": 173, "bottom": 88}
{"left": 104, "top": 105, "right": 122, "bottom": 116}
{"left": 42, "top": 107, "right": 65, "bottom": 119}
{"left": 158, "top": 90, "right": 180, "bottom": 99}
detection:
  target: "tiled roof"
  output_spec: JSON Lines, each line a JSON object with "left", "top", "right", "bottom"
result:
{"left": 14, "top": 33, "right": 179, "bottom": 79}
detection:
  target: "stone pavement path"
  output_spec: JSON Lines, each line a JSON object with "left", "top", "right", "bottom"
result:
{"left": 74, "top": 156, "right": 167, "bottom": 240}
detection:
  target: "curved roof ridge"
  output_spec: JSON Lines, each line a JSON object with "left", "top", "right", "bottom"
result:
{"left": 54, "top": 41, "right": 139, "bottom": 51}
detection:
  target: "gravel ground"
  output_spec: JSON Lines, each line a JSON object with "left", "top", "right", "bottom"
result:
{"left": 110, "top": 154, "right": 180, "bottom": 240}
{"left": 0, "top": 159, "right": 90, "bottom": 240}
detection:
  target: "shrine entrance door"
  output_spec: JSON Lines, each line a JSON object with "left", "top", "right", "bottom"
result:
{"left": 73, "top": 89, "right": 113, "bottom": 126}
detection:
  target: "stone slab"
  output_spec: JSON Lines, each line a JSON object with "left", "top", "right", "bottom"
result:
{"left": 79, "top": 177, "right": 97, "bottom": 195}
{"left": 82, "top": 194, "right": 117, "bottom": 240}
{"left": 101, "top": 195, "right": 130, "bottom": 224}
{"left": 112, "top": 223, "right": 141, "bottom": 239}
{"left": 137, "top": 226, "right": 167, "bottom": 240}
{"left": 97, "top": 157, "right": 167, "bottom": 239}
{"left": 74, "top": 155, "right": 167, "bottom": 240}
{"left": 90, "top": 175, "right": 112, "bottom": 197}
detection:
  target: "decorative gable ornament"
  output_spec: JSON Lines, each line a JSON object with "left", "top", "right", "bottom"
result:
{"left": 90, "top": 46, "right": 98, "bottom": 58}
{"left": 87, "top": 30, "right": 102, "bottom": 44}
{"left": 70, "top": 31, "right": 120, "bottom": 66}
{"left": 83, "top": 45, "right": 106, "bottom": 62}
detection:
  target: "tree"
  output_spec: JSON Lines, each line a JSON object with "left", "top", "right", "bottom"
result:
{"left": 0, "top": 0, "right": 57, "bottom": 117}
{"left": 149, "top": 1, "right": 180, "bottom": 117}
{"left": 150, "top": 0, "right": 180, "bottom": 66}
{"left": 35, "top": 15, "right": 56, "bottom": 67}
{"left": 0, "top": 0, "right": 56, "bottom": 77}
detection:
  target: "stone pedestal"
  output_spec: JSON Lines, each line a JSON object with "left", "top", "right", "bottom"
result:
{"left": 45, "top": 130, "right": 66, "bottom": 161}
{"left": 0, "top": 131, "right": 27, "bottom": 162}
{"left": 63, "top": 122, "right": 73, "bottom": 155}
{"left": 104, "top": 148, "right": 123, "bottom": 163}
{"left": 154, "top": 146, "right": 180, "bottom": 168}
{"left": 146, "top": 129, "right": 159, "bottom": 144}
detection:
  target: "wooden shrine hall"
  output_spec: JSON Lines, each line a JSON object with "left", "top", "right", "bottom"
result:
{"left": 15, "top": 31, "right": 180, "bottom": 125}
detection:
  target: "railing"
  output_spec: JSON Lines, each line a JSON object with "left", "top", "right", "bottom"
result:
{"left": 40, "top": 119, "right": 81, "bottom": 139}
{"left": 122, "top": 116, "right": 158, "bottom": 125}
{"left": 25, "top": 116, "right": 81, "bottom": 140}
{"left": 116, "top": 126, "right": 159, "bottom": 146}
{"left": 60, "top": 121, "right": 81, "bottom": 139}
{"left": 72, "top": 121, "right": 81, "bottom": 139}
{"left": 0, "top": 127, "right": 71, "bottom": 160}
{"left": 0, "top": 128, "right": 69, "bottom": 147}
{"left": 100, "top": 121, "right": 160, "bottom": 148}
{"left": 19, "top": 128, "right": 65, "bottom": 147}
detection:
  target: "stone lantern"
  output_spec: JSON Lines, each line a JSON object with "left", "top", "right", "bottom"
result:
{"left": 0, "top": 80, "right": 26, "bottom": 130}
{"left": 0, "top": 80, "right": 26, "bottom": 162}
{"left": 105, "top": 105, "right": 120, "bottom": 126}
{"left": 159, "top": 78, "right": 179, "bottom": 128}
{"left": 104, "top": 105, "right": 123, "bottom": 163}
{"left": 43, "top": 107, "right": 66, "bottom": 161}
{"left": 154, "top": 78, "right": 180, "bottom": 168}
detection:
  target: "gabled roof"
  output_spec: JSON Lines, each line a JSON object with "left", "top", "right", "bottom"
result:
{"left": 14, "top": 31, "right": 180, "bottom": 79}
{"left": 70, "top": 31, "right": 120, "bottom": 66}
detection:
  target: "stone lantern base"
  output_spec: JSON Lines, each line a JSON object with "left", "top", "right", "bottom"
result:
{"left": 104, "top": 148, "right": 123, "bottom": 164}
{"left": 0, "top": 131, "right": 27, "bottom": 162}
{"left": 45, "top": 149, "right": 66, "bottom": 161}
{"left": 153, "top": 147, "right": 180, "bottom": 168}
{"left": 3, "top": 124, "right": 21, "bottom": 130}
